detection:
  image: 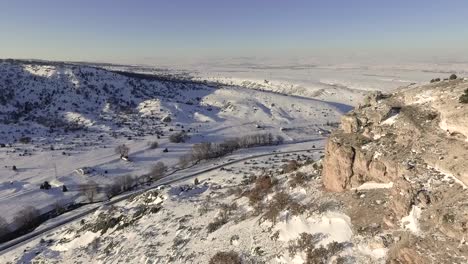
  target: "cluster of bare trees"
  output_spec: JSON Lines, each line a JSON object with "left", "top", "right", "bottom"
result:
{"left": 103, "top": 162, "right": 168, "bottom": 199}
{"left": 0, "top": 206, "right": 42, "bottom": 243}
{"left": 181, "top": 133, "right": 284, "bottom": 166}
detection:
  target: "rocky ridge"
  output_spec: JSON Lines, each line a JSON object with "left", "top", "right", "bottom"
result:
{"left": 322, "top": 79, "right": 468, "bottom": 263}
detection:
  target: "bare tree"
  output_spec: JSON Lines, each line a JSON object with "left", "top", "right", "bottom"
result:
{"left": 178, "top": 154, "right": 192, "bottom": 168}
{"left": 191, "top": 142, "right": 212, "bottom": 161}
{"left": 150, "top": 162, "right": 167, "bottom": 181}
{"left": 116, "top": 175, "right": 134, "bottom": 191}
{"left": 83, "top": 181, "right": 98, "bottom": 203}
{"left": 115, "top": 144, "right": 130, "bottom": 159}
{"left": 13, "top": 206, "right": 41, "bottom": 231}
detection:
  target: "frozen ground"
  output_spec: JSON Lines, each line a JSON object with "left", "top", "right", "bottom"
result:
{"left": 0, "top": 60, "right": 342, "bottom": 230}
{"left": 1, "top": 59, "right": 465, "bottom": 262}
{"left": 1, "top": 152, "right": 389, "bottom": 263}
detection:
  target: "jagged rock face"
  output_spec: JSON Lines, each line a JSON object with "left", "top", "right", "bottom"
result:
{"left": 321, "top": 79, "right": 468, "bottom": 263}
{"left": 322, "top": 139, "right": 354, "bottom": 192}
{"left": 322, "top": 135, "right": 406, "bottom": 192}
{"left": 322, "top": 79, "right": 468, "bottom": 191}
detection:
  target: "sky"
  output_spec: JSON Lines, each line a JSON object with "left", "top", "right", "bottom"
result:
{"left": 1, "top": 0, "right": 468, "bottom": 65}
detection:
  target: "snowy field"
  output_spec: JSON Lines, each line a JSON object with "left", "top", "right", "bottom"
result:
{"left": 0, "top": 60, "right": 343, "bottom": 229}
{"left": 1, "top": 59, "right": 466, "bottom": 262}
{"left": 1, "top": 150, "right": 390, "bottom": 263}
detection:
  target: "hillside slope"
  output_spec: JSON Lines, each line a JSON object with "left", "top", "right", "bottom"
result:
{"left": 0, "top": 60, "right": 345, "bottom": 235}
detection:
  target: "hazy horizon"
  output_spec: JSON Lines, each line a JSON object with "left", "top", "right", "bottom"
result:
{"left": 2, "top": 0, "right": 468, "bottom": 65}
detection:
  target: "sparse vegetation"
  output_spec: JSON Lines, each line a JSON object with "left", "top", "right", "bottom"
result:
{"left": 287, "top": 233, "right": 348, "bottom": 264}
{"left": 245, "top": 175, "right": 276, "bottom": 205}
{"left": 206, "top": 215, "right": 228, "bottom": 233}
{"left": 282, "top": 160, "right": 300, "bottom": 173}
{"left": 459, "top": 88, "right": 468, "bottom": 104}
{"left": 289, "top": 171, "right": 311, "bottom": 188}
{"left": 449, "top": 74, "right": 458, "bottom": 80}
{"left": 262, "top": 191, "right": 304, "bottom": 223}
{"left": 209, "top": 251, "right": 241, "bottom": 264}
{"left": 207, "top": 202, "right": 238, "bottom": 233}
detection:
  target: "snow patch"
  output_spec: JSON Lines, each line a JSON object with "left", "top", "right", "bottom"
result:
{"left": 354, "top": 182, "right": 393, "bottom": 191}
{"left": 51, "top": 231, "right": 99, "bottom": 251}
{"left": 401, "top": 205, "right": 422, "bottom": 234}
{"left": 382, "top": 113, "right": 399, "bottom": 125}
{"left": 275, "top": 212, "right": 353, "bottom": 246}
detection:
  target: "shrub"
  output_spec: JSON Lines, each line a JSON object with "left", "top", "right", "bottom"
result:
{"left": 206, "top": 215, "right": 228, "bottom": 233}
{"left": 148, "top": 141, "right": 159, "bottom": 149}
{"left": 115, "top": 144, "right": 130, "bottom": 159}
{"left": 288, "top": 233, "right": 323, "bottom": 258}
{"left": 430, "top": 78, "right": 441, "bottom": 83}
{"left": 289, "top": 171, "right": 310, "bottom": 188}
{"left": 305, "top": 241, "right": 347, "bottom": 264}
{"left": 459, "top": 89, "right": 468, "bottom": 104}
{"left": 262, "top": 192, "right": 303, "bottom": 223}
{"left": 282, "top": 160, "right": 300, "bottom": 173}
{"left": 169, "top": 132, "right": 188, "bottom": 143}
{"left": 449, "top": 74, "right": 458, "bottom": 80}
{"left": 150, "top": 162, "right": 167, "bottom": 181}
{"left": 246, "top": 175, "right": 275, "bottom": 205}
{"left": 18, "top": 137, "right": 31, "bottom": 144}
{"left": 209, "top": 251, "right": 241, "bottom": 264}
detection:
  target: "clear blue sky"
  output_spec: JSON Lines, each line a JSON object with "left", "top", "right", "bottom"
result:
{"left": 1, "top": 0, "right": 468, "bottom": 63}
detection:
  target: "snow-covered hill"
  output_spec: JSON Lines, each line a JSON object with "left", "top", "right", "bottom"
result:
{"left": 0, "top": 60, "right": 345, "bottom": 237}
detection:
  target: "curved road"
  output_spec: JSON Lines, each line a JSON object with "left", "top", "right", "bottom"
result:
{"left": 0, "top": 143, "right": 324, "bottom": 255}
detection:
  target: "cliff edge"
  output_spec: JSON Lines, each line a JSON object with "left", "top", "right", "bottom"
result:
{"left": 321, "top": 78, "right": 468, "bottom": 263}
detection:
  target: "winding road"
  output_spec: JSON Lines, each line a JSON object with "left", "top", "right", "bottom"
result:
{"left": 0, "top": 141, "right": 324, "bottom": 255}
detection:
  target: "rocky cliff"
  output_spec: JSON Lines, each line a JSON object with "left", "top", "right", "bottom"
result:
{"left": 321, "top": 78, "right": 468, "bottom": 263}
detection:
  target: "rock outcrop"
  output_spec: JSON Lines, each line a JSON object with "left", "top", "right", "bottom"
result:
{"left": 321, "top": 79, "right": 468, "bottom": 263}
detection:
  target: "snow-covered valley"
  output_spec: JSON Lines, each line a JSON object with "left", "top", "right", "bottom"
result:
{"left": 1, "top": 59, "right": 467, "bottom": 263}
